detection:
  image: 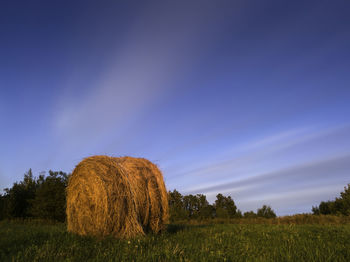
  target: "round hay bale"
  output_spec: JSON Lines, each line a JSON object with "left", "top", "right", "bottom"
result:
{"left": 66, "top": 155, "right": 168, "bottom": 238}
{"left": 117, "top": 157, "right": 169, "bottom": 233}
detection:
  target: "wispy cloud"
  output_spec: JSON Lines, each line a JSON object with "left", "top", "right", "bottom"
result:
{"left": 186, "top": 154, "right": 350, "bottom": 194}
{"left": 238, "top": 184, "right": 346, "bottom": 215}
{"left": 51, "top": 3, "right": 224, "bottom": 158}
{"left": 166, "top": 124, "right": 350, "bottom": 182}
{"left": 161, "top": 124, "right": 350, "bottom": 214}
{"left": 183, "top": 154, "right": 350, "bottom": 215}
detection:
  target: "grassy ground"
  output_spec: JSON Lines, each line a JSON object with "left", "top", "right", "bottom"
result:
{"left": 1, "top": 220, "right": 349, "bottom": 262}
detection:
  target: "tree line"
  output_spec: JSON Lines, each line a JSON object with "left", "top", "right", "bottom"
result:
{"left": 0, "top": 169, "right": 276, "bottom": 221}
{"left": 168, "top": 190, "right": 276, "bottom": 221}
{"left": 312, "top": 184, "right": 350, "bottom": 216}
{"left": 0, "top": 169, "right": 68, "bottom": 221}
{"left": 0, "top": 169, "right": 349, "bottom": 222}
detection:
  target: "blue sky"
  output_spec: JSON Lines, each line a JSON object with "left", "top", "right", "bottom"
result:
{"left": 1, "top": 0, "right": 350, "bottom": 215}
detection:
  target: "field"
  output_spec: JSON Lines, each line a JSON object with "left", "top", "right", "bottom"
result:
{"left": 1, "top": 220, "right": 350, "bottom": 262}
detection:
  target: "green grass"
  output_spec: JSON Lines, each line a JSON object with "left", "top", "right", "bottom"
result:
{"left": 1, "top": 220, "right": 349, "bottom": 262}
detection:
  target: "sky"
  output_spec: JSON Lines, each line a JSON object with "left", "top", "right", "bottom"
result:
{"left": 0, "top": 0, "right": 350, "bottom": 215}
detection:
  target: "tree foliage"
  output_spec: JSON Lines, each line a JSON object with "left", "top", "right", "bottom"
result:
{"left": 168, "top": 190, "right": 188, "bottom": 221}
{"left": 214, "top": 194, "right": 237, "bottom": 218}
{"left": 30, "top": 171, "right": 68, "bottom": 221}
{"left": 312, "top": 184, "right": 350, "bottom": 216}
{"left": 257, "top": 205, "right": 276, "bottom": 218}
{"left": 3, "top": 169, "right": 37, "bottom": 218}
{"left": 168, "top": 191, "right": 239, "bottom": 220}
{"left": 0, "top": 169, "right": 69, "bottom": 221}
{"left": 339, "top": 184, "right": 350, "bottom": 215}
{"left": 244, "top": 211, "right": 257, "bottom": 218}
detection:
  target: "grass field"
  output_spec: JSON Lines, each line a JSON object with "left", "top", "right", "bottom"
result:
{"left": 1, "top": 220, "right": 349, "bottom": 262}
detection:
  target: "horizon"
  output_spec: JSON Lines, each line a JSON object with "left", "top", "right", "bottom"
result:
{"left": 1, "top": 0, "right": 350, "bottom": 216}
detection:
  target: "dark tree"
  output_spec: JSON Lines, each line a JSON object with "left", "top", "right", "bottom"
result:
{"left": 243, "top": 211, "right": 257, "bottom": 218}
{"left": 257, "top": 205, "right": 276, "bottom": 218}
{"left": 235, "top": 209, "right": 243, "bottom": 218}
{"left": 318, "top": 201, "right": 333, "bottom": 215}
{"left": 193, "top": 194, "right": 212, "bottom": 219}
{"left": 184, "top": 194, "right": 212, "bottom": 219}
{"left": 311, "top": 205, "right": 320, "bottom": 215}
{"left": 200, "top": 204, "right": 215, "bottom": 219}
{"left": 30, "top": 171, "right": 68, "bottom": 221}
{"left": 4, "top": 169, "right": 37, "bottom": 218}
{"left": 183, "top": 194, "right": 198, "bottom": 218}
{"left": 214, "top": 193, "right": 237, "bottom": 218}
{"left": 0, "top": 194, "right": 8, "bottom": 220}
{"left": 168, "top": 190, "right": 214, "bottom": 221}
{"left": 312, "top": 184, "right": 350, "bottom": 216}
{"left": 168, "top": 190, "right": 188, "bottom": 221}
{"left": 339, "top": 184, "right": 350, "bottom": 215}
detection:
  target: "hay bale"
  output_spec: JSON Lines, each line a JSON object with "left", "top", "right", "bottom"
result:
{"left": 117, "top": 157, "right": 169, "bottom": 233}
{"left": 66, "top": 155, "right": 168, "bottom": 238}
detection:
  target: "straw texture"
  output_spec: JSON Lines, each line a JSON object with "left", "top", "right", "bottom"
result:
{"left": 66, "top": 155, "right": 168, "bottom": 238}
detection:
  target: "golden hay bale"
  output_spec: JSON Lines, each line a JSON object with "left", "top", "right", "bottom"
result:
{"left": 66, "top": 155, "right": 168, "bottom": 238}
{"left": 116, "top": 157, "right": 169, "bottom": 233}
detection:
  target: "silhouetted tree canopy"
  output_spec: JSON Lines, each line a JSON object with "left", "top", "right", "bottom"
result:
{"left": 30, "top": 171, "right": 68, "bottom": 221}
{"left": 3, "top": 169, "right": 37, "bottom": 218}
{"left": 0, "top": 169, "right": 69, "bottom": 221}
{"left": 257, "top": 205, "right": 276, "bottom": 218}
{"left": 214, "top": 193, "right": 237, "bottom": 218}
{"left": 168, "top": 190, "right": 188, "bottom": 221}
{"left": 168, "top": 191, "right": 239, "bottom": 220}
{"left": 312, "top": 184, "right": 350, "bottom": 216}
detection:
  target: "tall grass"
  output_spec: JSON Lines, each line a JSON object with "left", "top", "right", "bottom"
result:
{"left": 179, "top": 214, "right": 350, "bottom": 225}
{"left": 1, "top": 219, "right": 350, "bottom": 261}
